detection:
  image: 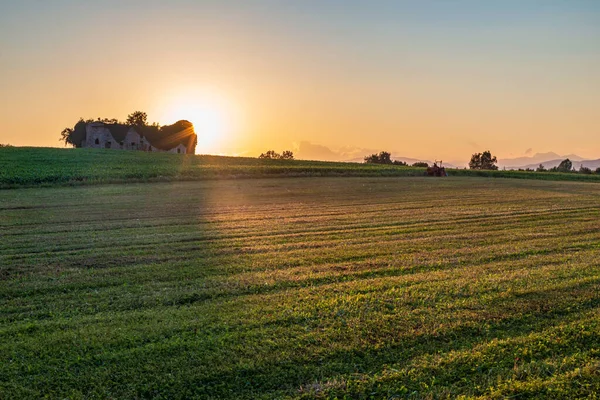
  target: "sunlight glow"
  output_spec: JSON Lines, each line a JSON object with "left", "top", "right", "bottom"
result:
{"left": 160, "top": 92, "right": 236, "bottom": 155}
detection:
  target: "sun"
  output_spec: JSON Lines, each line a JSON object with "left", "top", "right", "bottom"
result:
{"left": 161, "top": 95, "right": 234, "bottom": 154}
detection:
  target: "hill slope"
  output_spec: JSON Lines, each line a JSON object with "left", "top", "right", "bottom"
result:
{"left": 2, "top": 147, "right": 600, "bottom": 188}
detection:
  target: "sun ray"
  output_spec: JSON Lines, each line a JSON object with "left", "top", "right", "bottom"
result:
{"left": 159, "top": 92, "right": 236, "bottom": 155}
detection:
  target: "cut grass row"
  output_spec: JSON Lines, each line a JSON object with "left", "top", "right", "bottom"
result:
{"left": 1, "top": 177, "right": 599, "bottom": 398}
{"left": 2, "top": 147, "right": 600, "bottom": 188}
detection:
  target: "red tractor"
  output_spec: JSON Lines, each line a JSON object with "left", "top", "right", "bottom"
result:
{"left": 426, "top": 160, "right": 447, "bottom": 177}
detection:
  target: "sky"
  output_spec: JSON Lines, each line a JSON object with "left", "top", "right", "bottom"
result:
{"left": 1, "top": 0, "right": 599, "bottom": 163}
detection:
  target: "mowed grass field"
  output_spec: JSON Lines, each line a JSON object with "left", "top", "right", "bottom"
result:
{"left": 1, "top": 177, "right": 599, "bottom": 399}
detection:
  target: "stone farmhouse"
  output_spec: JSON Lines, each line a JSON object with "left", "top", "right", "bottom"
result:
{"left": 79, "top": 121, "right": 195, "bottom": 154}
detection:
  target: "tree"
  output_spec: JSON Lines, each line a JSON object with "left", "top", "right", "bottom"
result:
{"left": 259, "top": 150, "right": 294, "bottom": 160}
{"left": 259, "top": 150, "right": 281, "bottom": 159}
{"left": 377, "top": 151, "right": 392, "bottom": 164}
{"left": 60, "top": 127, "right": 74, "bottom": 147}
{"left": 412, "top": 162, "right": 429, "bottom": 168}
{"left": 393, "top": 160, "right": 407, "bottom": 166}
{"left": 536, "top": 164, "right": 547, "bottom": 172}
{"left": 126, "top": 111, "right": 148, "bottom": 126}
{"left": 596, "top": 167, "right": 600, "bottom": 174}
{"left": 469, "top": 150, "right": 498, "bottom": 170}
{"left": 556, "top": 159, "right": 572, "bottom": 173}
{"left": 579, "top": 165, "right": 592, "bottom": 174}
{"left": 364, "top": 151, "right": 393, "bottom": 164}
{"left": 281, "top": 150, "right": 294, "bottom": 160}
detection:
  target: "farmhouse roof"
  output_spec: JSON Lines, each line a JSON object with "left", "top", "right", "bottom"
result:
{"left": 105, "top": 124, "right": 131, "bottom": 143}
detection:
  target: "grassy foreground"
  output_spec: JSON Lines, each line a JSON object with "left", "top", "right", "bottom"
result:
{"left": 1, "top": 177, "right": 599, "bottom": 399}
{"left": 2, "top": 147, "right": 600, "bottom": 187}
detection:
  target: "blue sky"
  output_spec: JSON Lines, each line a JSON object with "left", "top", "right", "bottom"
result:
{"left": 1, "top": 0, "right": 599, "bottom": 160}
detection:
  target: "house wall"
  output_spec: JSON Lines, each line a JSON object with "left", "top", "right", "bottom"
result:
{"left": 84, "top": 123, "right": 120, "bottom": 149}
{"left": 82, "top": 123, "right": 192, "bottom": 154}
{"left": 123, "top": 129, "right": 142, "bottom": 150}
{"left": 168, "top": 144, "right": 187, "bottom": 154}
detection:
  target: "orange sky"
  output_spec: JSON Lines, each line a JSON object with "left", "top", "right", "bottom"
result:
{"left": 1, "top": 1, "right": 599, "bottom": 164}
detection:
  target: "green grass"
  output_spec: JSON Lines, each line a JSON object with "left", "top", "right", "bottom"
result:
{"left": 2, "top": 147, "right": 600, "bottom": 188}
{"left": 1, "top": 177, "right": 599, "bottom": 399}
{"left": 0, "top": 147, "right": 425, "bottom": 187}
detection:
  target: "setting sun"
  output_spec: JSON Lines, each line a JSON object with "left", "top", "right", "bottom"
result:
{"left": 159, "top": 93, "right": 236, "bottom": 155}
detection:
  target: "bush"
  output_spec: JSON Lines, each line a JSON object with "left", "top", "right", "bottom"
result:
{"left": 412, "top": 162, "right": 429, "bottom": 168}
{"left": 579, "top": 166, "right": 592, "bottom": 174}
{"left": 469, "top": 151, "right": 498, "bottom": 170}
{"left": 259, "top": 150, "right": 294, "bottom": 160}
{"left": 556, "top": 159, "right": 573, "bottom": 173}
{"left": 281, "top": 150, "right": 294, "bottom": 160}
{"left": 364, "top": 151, "right": 392, "bottom": 164}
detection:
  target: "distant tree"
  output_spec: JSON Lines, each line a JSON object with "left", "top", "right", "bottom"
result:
{"left": 378, "top": 151, "right": 392, "bottom": 164}
{"left": 536, "top": 164, "right": 547, "bottom": 172}
{"left": 469, "top": 150, "right": 498, "bottom": 170}
{"left": 364, "top": 154, "right": 379, "bottom": 163}
{"left": 556, "top": 159, "right": 572, "bottom": 173}
{"left": 393, "top": 160, "right": 408, "bottom": 166}
{"left": 126, "top": 111, "right": 148, "bottom": 126}
{"left": 364, "top": 151, "right": 393, "bottom": 164}
{"left": 596, "top": 167, "right": 600, "bottom": 174}
{"left": 579, "top": 165, "right": 592, "bottom": 174}
{"left": 412, "top": 161, "right": 429, "bottom": 168}
{"left": 0, "top": 143, "right": 12, "bottom": 148}
{"left": 280, "top": 150, "right": 294, "bottom": 160}
{"left": 259, "top": 150, "right": 294, "bottom": 160}
{"left": 60, "top": 127, "right": 74, "bottom": 147}
{"left": 259, "top": 150, "right": 281, "bottom": 159}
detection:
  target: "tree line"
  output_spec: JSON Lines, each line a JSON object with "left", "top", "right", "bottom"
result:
{"left": 258, "top": 150, "right": 294, "bottom": 160}
{"left": 533, "top": 159, "right": 600, "bottom": 174}
{"left": 363, "top": 149, "right": 600, "bottom": 174}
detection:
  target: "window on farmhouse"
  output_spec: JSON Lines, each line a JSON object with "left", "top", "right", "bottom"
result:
{"left": 95, "top": 138, "right": 99, "bottom": 145}
{"left": 178, "top": 148, "right": 181, "bottom": 153}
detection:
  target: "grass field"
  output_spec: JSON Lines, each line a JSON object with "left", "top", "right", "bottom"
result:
{"left": 2, "top": 147, "right": 600, "bottom": 188}
{"left": 1, "top": 176, "right": 599, "bottom": 399}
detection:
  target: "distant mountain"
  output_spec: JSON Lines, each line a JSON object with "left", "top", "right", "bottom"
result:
{"left": 563, "top": 154, "right": 586, "bottom": 161}
{"left": 520, "top": 159, "right": 600, "bottom": 171}
{"left": 498, "top": 152, "right": 586, "bottom": 169}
